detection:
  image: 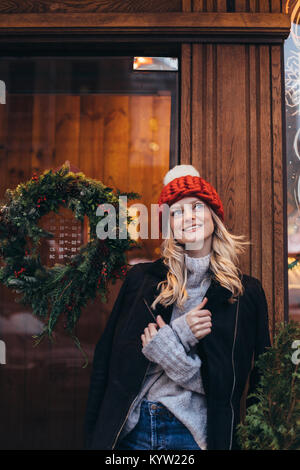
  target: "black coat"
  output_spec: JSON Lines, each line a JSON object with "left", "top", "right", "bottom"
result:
{"left": 84, "top": 257, "right": 271, "bottom": 450}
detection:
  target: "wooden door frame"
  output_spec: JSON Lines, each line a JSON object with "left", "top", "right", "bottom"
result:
{"left": 0, "top": 12, "right": 290, "bottom": 43}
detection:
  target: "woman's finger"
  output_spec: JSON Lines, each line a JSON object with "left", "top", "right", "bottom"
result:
{"left": 193, "top": 322, "right": 212, "bottom": 333}
{"left": 189, "top": 316, "right": 212, "bottom": 328}
{"left": 156, "top": 315, "right": 166, "bottom": 328}
{"left": 193, "top": 327, "right": 212, "bottom": 339}
{"left": 194, "top": 308, "right": 211, "bottom": 316}
{"left": 144, "top": 327, "right": 151, "bottom": 343}
{"left": 148, "top": 323, "right": 158, "bottom": 337}
{"left": 193, "top": 318, "right": 212, "bottom": 327}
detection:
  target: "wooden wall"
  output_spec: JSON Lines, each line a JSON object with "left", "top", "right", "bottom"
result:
{"left": 184, "top": 0, "right": 283, "bottom": 12}
{"left": 181, "top": 42, "right": 286, "bottom": 334}
{"left": 0, "top": 0, "right": 285, "bottom": 14}
{"left": 180, "top": 0, "right": 287, "bottom": 335}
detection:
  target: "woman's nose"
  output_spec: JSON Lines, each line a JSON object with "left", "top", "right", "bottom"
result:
{"left": 184, "top": 205, "right": 194, "bottom": 216}
{"left": 182, "top": 208, "right": 196, "bottom": 224}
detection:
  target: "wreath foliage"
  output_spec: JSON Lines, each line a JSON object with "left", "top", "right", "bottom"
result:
{"left": 0, "top": 164, "right": 140, "bottom": 366}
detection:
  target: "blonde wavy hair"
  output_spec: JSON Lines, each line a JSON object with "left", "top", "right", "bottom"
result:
{"left": 151, "top": 206, "right": 251, "bottom": 310}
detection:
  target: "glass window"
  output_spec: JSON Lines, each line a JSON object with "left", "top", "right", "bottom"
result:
{"left": 285, "top": 3, "right": 300, "bottom": 323}
{"left": 0, "top": 54, "right": 178, "bottom": 449}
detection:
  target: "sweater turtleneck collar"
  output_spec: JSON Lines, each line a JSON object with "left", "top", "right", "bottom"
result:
{"left": 184, "top": 251, "right": 212, "bottom": 288}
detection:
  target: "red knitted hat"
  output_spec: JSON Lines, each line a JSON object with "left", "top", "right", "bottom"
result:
{"left": 158, "top": 165, "right": 224, "bottom": 233}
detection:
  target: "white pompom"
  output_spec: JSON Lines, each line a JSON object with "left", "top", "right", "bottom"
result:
{"left": 163, "top": 165, "right": 200, "bottom": 186}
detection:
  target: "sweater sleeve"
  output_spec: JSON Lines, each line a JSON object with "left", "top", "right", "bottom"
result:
{"left": 171, "top": 313, "right": 199, "bottom": 352}
{"left": 142, "top": 324, "right": 205, "bottom": 394}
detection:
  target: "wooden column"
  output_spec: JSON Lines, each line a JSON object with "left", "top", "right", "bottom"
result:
{"left": 181, "top": 36, "right": 287, "bottom": 335}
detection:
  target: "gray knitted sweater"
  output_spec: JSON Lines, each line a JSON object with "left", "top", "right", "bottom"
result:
{"left": 118, "top": 252, "right": 212, "bottom": 450}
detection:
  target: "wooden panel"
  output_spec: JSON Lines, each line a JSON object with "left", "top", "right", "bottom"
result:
{"left": 216, "top": 0, "right": 227, "bottom": 11}
{"left": 182, "top": 0, "right": 192, "bottom": 12}
{"left": 78, "top": 96, "right": 104, "bottom": 179}
{"left": 249, "top": 0, "right": 258, "bottom": 12}
{"left": 206, "top": 0, "right": 216, "bottom": 11}
{"left": 0, "top": 13, "right": 291, "bottom": 42}
{"left": 236, "top": 1, "right": 282, "bottom": 12}
{"left": 193, "top": 0, "right": 205, "bottom": 11}
{"left": 204, "top": 45, "right": 216, "bottom": 190}
{"left": 235, "top": 0, "right": 249, "bottom": 11}
{"left": 0, "top": 0, "right": 280, "bottom": 14}
{"left": 191, "top": 44, "right": 204, "bottom": 171}
{"left": 129, "top": 95, "right": 154, "bottom": 249}
{"left": 152, "top": 95, "right": 172, "bottom": 196}
{"left": 31, "top": 95, "right": 56, "bottom": 173}
{"left": 248, "top": 45, "right": 261, "bottom": 287}
{"left": 54, "top": 95, "right": 81, "bottom": 169}
{"left": 181, "top": 40, "right": 287, "bottom": 332}
{"left": 102, "top": 95, "right": 130, "bottom": 191}
{"left": 270, "top": 0, "right": 282, "bottom": 12}
{"left": 7, "top": 95, "right": 34, "bottom": 188}
{"left": 180, "top": 44, "right": 192, "bottom": 164}
{"left": 193, "top": 0, "right": 227, "bottom": 12}
{"left": 259, "top": 1, "right": 271, "bottom": 12}
{"left": 271, "top": 45, "right": 286, "bottom": 325}
{"left": 259, "top": 46, "right": 274, "bottom": 331}
{"left": 216, "top": 44, "right": 248, "bottom": 239}
{"left": 191, "top": 44, "right": 218, "bottom": 189}
{"left": 0, "top": 0, "right": 182, "bottom": 14}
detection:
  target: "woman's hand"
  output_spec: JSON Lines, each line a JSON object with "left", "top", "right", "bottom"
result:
{"left": 185, "top": 297, "right": 212, "bottom": 340}
{"left": 141, "top": 315, "right": 166, "bottom": 347}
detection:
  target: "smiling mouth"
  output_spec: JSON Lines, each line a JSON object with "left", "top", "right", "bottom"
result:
{"left": 184, "top": 224, "right": 203, "bottom": 232}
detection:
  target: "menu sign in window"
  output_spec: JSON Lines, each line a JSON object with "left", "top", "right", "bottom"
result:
{"left": 39, "top": 207, "right": 87, "bottom": 267}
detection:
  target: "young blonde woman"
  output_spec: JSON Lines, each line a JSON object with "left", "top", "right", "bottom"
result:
{"left": 84, "top": 165, "right": 271, "bottom": 451}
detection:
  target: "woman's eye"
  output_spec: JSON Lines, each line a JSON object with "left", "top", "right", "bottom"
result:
{"left": 171, "top": 204, "right": 203, "bottom": 216}
{"left": 172, "top": 209, "right": 182, "bottom": 217}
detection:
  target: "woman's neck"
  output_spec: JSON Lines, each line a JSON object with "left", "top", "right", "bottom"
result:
{"left": 184, "top": 251, "right": 211, "bottom": 287}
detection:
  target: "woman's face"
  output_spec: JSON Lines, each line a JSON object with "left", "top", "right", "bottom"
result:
{"left": 169, "top": 196, "right": 214, "bottom": 252}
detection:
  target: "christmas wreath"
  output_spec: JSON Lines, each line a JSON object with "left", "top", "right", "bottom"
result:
{"left": 0, "top": 164, "right": 140, "bottom": 366}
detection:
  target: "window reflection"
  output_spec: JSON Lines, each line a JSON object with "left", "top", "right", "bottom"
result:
{"left": 285, "top": 2, "right": 300, "bottom": 322}
{"left": 0, "top": 54, "right": 178, "bottom": 449}
{"left": 133, "top": 57, "right": 178, "bottom": 71}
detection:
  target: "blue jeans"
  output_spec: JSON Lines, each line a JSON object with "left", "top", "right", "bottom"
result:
{"left": 116, "top": 399, "right": 202, "bottom": 450}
